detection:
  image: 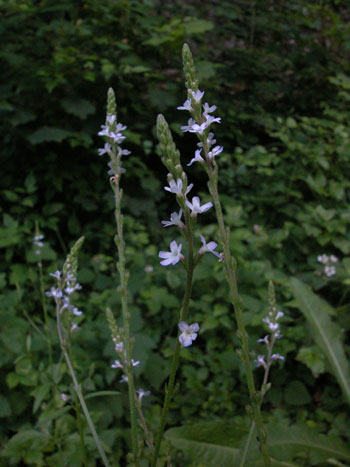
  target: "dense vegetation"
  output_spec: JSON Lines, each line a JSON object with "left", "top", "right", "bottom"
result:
{"left": 1, "top": 0, "right": 350, "bottom": 465}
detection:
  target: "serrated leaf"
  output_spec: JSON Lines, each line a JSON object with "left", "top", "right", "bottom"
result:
{"left": 290, "top": 277, "right": 350, "bottom": 407}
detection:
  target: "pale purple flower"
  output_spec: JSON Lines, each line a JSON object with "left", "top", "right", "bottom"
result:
{"left": 50, "top": 271, "right": 62, "bottom": 280}
{"left": 198, "top": 235, "right": 221, "bottom": 259}
{"left": 257, "top": 335, "right": 269, "bottom": 345}
{"left": 161, "top": 210, "right": 184, "bottom": 228}
{"left": 159, "top": 241, "right": 183, "bottom": 266}
{"left": 115, "top": 342, "right": 124, "bottom": 352}
{"left": 132, "top": 359, "right": 140, "bottom": 367}
{"left": 186, "top": 196, "right": 213, "bottom": 215}
{"left": 61, "top": 393, "right": 68, "bottom": 402}
{"left": 190, "top": 89, "right": 204, "bottom": 103}
{"left": 70, "top": 323, "right": 79, "bottom": 332}
{"left": 203, "top": 103, "right": 217, "bottom": 114}
{"left": 177, "top": 99, "right": 193, "bottom": 111}
{"left": 181, "top": 118, "right": 196, "bottom": 133}
{"left": 72, "top": 307, "right": 82, "bottom": 316}
{"left": 325, "top": 265, "right": 336, "bottom": 277}
{"left": 45, "top": 287, "right": 63, "bottom": 299}
{"left": 110, "top": 132, "right": 125, "bottom": 144}
{"left": 137, "top": 388, "right": 151, "bottom": 401}
{"left": 98, "top": 125, "right": 110, "bottom": 137}
{"left": 120, "top": 375, "right": 128, "bottom": 383}
{"left": 254, "top": 355, "right": 266, "bottom": 368}
{"left": 111, "top": 360, "right": 123, "bottom": 369}
{"left": 98, "top": 143, "right": 112, "bottom": 156}
{"left": 188, "top": 121, "right": 209, "bottom": 135}
{"left": 164, "top": 179, "right": 183, "bottom": 195}
{"left": 179, "top": 322, "right": 199, "bottom": 347}
{"left": 271, "top": 354, "right": 285, "bottom": 361}
{"left": 263, "top": 317, "right": 279, "bottom": 332}
{"left": 187, "top": 149, "right": 204, "bottom": 166}
{"left": 207, "top": 145, "right": 223, "bottom": 160}
{"left": 205, "top": 114, "right": 221, "bottom": 125}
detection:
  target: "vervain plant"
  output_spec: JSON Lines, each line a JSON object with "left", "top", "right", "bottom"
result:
{"left": 46, "top": 44, "right": 291, "bottom": 466}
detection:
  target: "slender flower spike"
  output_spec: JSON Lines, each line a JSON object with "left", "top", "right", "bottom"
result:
{"left": 186, "top": 196, "right": 213, "bottom": 216}
{"left": 187, "top": 149, "right": 204, "bottom": 166}
{"left": 161, "top": 210, "right": 184, "bottom": 228}
{"left": 198, "top": 235, "right": 221, "bottom": 258}
{"left": 159, "top": 241, "right": 183, "bottom": 266}
{"left": 179, "top": 322, "right": 200, "bottom": 347}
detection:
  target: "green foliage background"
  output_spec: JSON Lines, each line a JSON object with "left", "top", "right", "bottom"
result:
{"left": 1, "top": 0, "right": 350, "bottom": 465}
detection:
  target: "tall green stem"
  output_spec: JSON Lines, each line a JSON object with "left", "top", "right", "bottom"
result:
{"left": 207, "top": 164, "right": 271, "bottom": 466}
{"left": 113, "top": 180, "right": 139, "bottom": 464}
{"left": 151, "top": 225, "right": 195, "bottom": 467}
{"left": 56, "top": 305, "right": 111, "bottom": 467}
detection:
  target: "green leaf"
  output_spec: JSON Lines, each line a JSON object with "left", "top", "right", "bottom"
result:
{"left": 61, "top": 98, "right": 96, "bottom": 119}
{"left": 284, "top": 380, "right": 311, "bottom": 406}
{"left": 290, "top": 277, "right": 350, "bottom": 407}
{"left": 28, "top": 126, "right": 73, "bottom": 144}
{"left": 85, "top": 390, "right": 120, "bottom": 400}
{"left": 184, "top": 18, "right": 214, "bottom": 35}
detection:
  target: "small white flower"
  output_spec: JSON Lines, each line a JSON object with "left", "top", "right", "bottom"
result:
{"left": 111, "top": 360, "right": 123, "bottom": 369}
{"left": 72, "top": 307, "right": 83, "bottom": 316}
{"left": 207, "top": 145, "right": 223, "bottom": 160}
{"left": 70, "top": 323, "right": 79, "bottom": 332}
{"left": 132, "top": 359, "right": 140, "bottom": 367}
{"left": 106, "top": 115, "right": 116, "bottom": 125}
{"left": 159, "top": 240, "right": 183, "bottom": 266}
{"left": 188, "top": 121, "right": 209, "bottom": 135}
{"left": 179, "top": 322, "right": 199, "bottom": 347}
{"left": 198, "top": 235, "right": 221, "bottom": 258}
{"left": 137, "top": 388, "right": 151, "bottom": 401}
{"left": 276, "top": 311, "right": 284, "bottom": 321}
{"left": 177, "top": 99, "right": 193, "bottom": 112}
{"left": 98, "top": 125, "right": 111, "bottom": 137}
{"left": 115, "top": 342, "right": 124, "bottom": 352}
{"left": 181, "top": 118, "right": 196, "bottom": 133}
{"left": 61, "top": 393, "right": 68, "bottom": 402}
{"left": 254, "top": 355, "right": 266, "bottom": 368}
{"left": 115, "top": 123, "right": 127, "bottom": 132}
{"left": 45, "top": 287, "right": 63, "bottom": 299}
{"left": 203, "top": 102, "right": 217, "bottom": 115}
{"left": 187, "top": 149, "right": 204, "bottom": 166}
{"left": 205, "top": 114, "right": 221, "bottom": 125}
{"left": 120, "top": 375, "right": 128, "bottom": 383}
{"left": 98, "top": 143, "right": 112, "bottom": 156}
{"left": 161, "top": 210, "right": 184, "bottom": 228}
{"left": 271, "top": 354, "right": 285, "bottom": 361}
{"left": 330, "top": 255, "right": 338, "bottom": 263}
{"left": 50, "top": 271, "right": 62, "bottom": 280}
{"left": 186, "top": 196, "right": 213, "bottom": 216}
{"left": 317, "top": 254, "right": 329, "bottom": 264}
{"left": 110, "top": 132, "right": 125, "bottom": 144}
{"left": 263, "top": 317, "right": 279, "bottom": 332}
{"left": 257, "top": 335, "right": 269, "bottom": 345}
{"left": 325, "top": 265, "right": 336, "bottom": 277}
{"left": 190, "top": 89, "right": 204, "bottom": 103}
{"left": 164, "top": 179, "right": 183, "bottom": 195}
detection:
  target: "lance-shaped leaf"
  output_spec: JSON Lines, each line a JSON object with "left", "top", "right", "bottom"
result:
{"left": 290, "top": 277, "right": 350, "bottom": 407}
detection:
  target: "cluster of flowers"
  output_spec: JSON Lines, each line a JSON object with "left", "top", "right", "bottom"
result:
{"left": 110, "top": 333, "right": 150, "bottom": 402}
{"left": 33, "top": 233, "right": 44, "bottom": 256}
{"left": 178, "top": 89, "right": 223, "bottom": 166}
{"left": 254, "top": 307, "right": 284, "bottom": 370}
{"left": 46, "top": 267, "right": 83, "bottom": 332}
{"left": 97, "top": 110, "right": 130, "bottom": 180}
{"left": 317, "top": 254, "right": 338, "bottom": 278}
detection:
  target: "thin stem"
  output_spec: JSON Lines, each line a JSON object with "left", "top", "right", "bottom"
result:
{"left": 74, "top": 391, "right": 89, "bottom": 467}
{"left": 206, "top": 163, "right": 271, "bottom": 466}
{"left": 152, "top": 221, "right": 195, "bottom": 467}
{"left": 38, "top": 261, "right": 53, "bottom": 368}
{"left": 56, "top": 304, "right": 111, "bottom": 467}
{"left": 239, "top": 421, "right": 255, "bottom": 467}
{"left": 113, "top": 179, "right": 139, "bottom": 464}
{"left": 134, "top": 392, "right": 154, "bottom": 453}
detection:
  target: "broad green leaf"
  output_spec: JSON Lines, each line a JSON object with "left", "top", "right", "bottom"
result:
{"left": 290, "top": 277, "right": 350, "bottom": 407}
{"left": 61, "top": 98, "right": 96, "bottom": 119}
{"left": 165, "top": 422, "right": 296, "bottom": 466}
